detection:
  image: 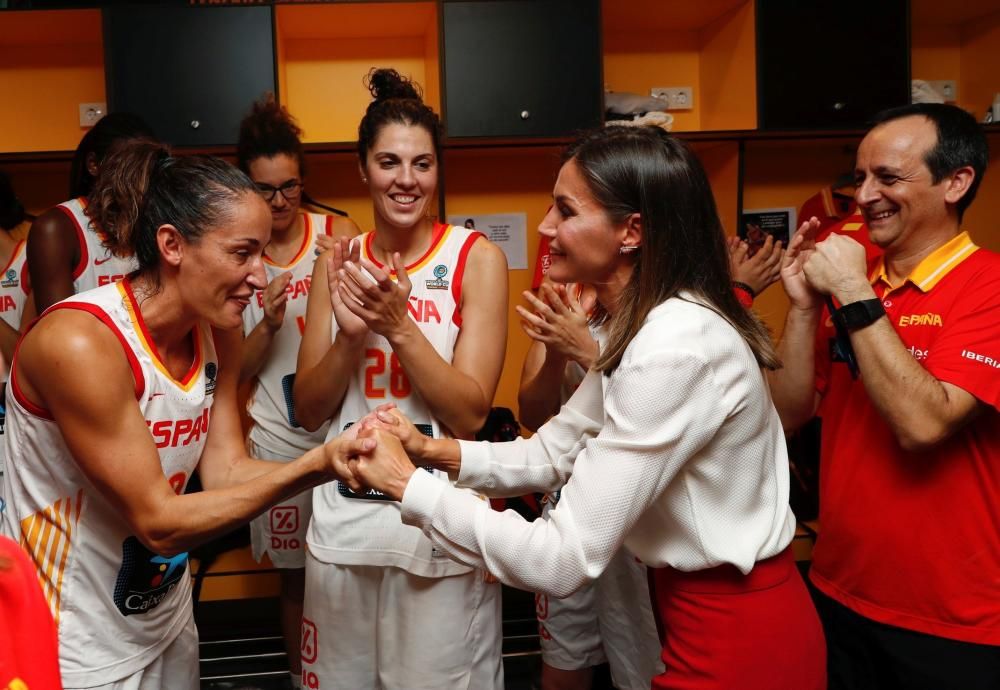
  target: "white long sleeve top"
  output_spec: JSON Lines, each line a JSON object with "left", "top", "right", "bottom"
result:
{"left": 400, "top": 294, "right": 797, "bottom": 598}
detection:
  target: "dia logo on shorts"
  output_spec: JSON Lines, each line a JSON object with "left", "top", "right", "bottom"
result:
{"left": 271, "top": 506, "right": 299, "bottom": 534}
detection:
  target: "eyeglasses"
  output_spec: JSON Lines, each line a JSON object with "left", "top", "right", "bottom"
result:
{"left": 255, "top": 180, "right": 303, "bottom": 203}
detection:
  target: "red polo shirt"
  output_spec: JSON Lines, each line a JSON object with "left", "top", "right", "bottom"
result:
{"left": 810, "top": 232, "right": 1000, "bottom": 645}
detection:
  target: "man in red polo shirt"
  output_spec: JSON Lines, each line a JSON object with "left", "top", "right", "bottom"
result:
{"left": 770, "top": 103, "right": 1000, "bottom": 689}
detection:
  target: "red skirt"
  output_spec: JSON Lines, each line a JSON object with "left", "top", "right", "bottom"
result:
{"left": 650, "top": 547, "right": 826, "bottom": 690}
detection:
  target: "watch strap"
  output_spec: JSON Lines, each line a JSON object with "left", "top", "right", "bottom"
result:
{"left": 834, "top": 298, "right": 886, "bottom": 332}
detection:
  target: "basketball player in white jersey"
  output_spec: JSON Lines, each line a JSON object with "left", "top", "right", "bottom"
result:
{"left": 518, "top": 281, "right": 663, "bottom": 690}
{"left": 0, "top": 174, "right": 35, "bottom": 482}
{"left": 26, "top": 112, "right": 153, "bottom": 312}
{"left": 0, "top": 139, "right": 375, "bottom": 690}
{"left": 237, "top": 96, "right": 359, "bottom": 687}
{"left": 295, "top": 68, "right": 508, "bottom": 690}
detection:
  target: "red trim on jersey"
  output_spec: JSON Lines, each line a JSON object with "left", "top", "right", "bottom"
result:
{"left": 56, "top": 200, "right": 89, "bottom": 280}
{"left": 21, "top": 256, "right": 30, "bottom": 296}
{"left": 264, "top": 213, "right": 313, "bottom": 268}
{"left": 451, "top": 232, "right": 484, "bottom": 327}
{"left": 121, "top": 279, "right": 201, "bottom": 388}
{"left": 10, "top": 301, "right": 146, "bottom": 419}
{"left": 0, "top": 240, "right": 25, "bottom": 275}
{"left": 364, "top": 221, "right": 449, "bottom": 273}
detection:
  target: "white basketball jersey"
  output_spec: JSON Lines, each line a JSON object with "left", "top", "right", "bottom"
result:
{"left": 308, "top": 223, "right": 485, "bottom": 577}
{"left": 0, "top": 279, "right": 217, "bottom": 687}
{"left": 244, "top": 213, "right": 335, "bottom": 455}
{"left": 56, "top": 197, "right": 138, "bottom": 293}
{"left": 0, "top": 240, "right": 29, "bottom": 477}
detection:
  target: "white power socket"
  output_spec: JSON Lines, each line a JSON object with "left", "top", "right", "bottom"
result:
{"left": 928, "top": 80, "right": 957, "bottom": 102}
{"left": 650, "top": 87, "right": 694, "bottom": 111}
{"left": 79, "top": 102, "right": 106, "bottom": 127}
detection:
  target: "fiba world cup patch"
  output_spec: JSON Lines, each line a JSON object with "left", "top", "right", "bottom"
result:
{"left": 204, "top": 361, "right": 218, "bottom": 396}
{"left": 113, "top": 536, "right": 188, "bottom": 616}
{"left": 0, "top": 268, "right": 18, "bottom": 289}
{"left": 425, "top": 264, "right": 450, "bottom": 290}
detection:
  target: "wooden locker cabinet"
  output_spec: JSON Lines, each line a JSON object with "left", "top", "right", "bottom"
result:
{"left": 756, "top": 0, "right": 910, "bottom": 130}
{"left": 441, "top": 0, "right": 603, "bottom": 138}
{"left": 103, "top": 4, "right": 276, "bottom": 147}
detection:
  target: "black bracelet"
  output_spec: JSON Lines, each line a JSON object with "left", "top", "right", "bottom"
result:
{"left": 834, "top": 298, "right": 886, "bottom": 332}
{"left": 732, "top": 281, "right": 756, "bottom": 298}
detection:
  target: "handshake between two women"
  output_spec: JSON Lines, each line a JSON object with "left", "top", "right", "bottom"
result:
{"left": 325, "top": 404, "right": 451, "bottom": 502}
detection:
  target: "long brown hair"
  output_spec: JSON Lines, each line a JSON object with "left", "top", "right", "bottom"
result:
{"left": 565, "top": 126, "right": 780, "bottom": 373}
{"left": 86, "top": 139, "right": 258, "bottom": 276}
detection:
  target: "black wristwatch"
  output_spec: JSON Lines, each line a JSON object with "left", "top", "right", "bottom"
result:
{"left": 834, "top": 298, "right": 886, "bottom": 332}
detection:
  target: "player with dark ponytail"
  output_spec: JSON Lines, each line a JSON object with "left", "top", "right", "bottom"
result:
{"left": 236, "top": 95, "right": 358, "bottom": 687}
{"left": 0, "top": 139, "right": 374, "bottom": 690}
{"left": 27, "top": 112, "right": 155, "bottom": 312}
{"left": 295, "top": 68, "right": 508, "bottom": 690}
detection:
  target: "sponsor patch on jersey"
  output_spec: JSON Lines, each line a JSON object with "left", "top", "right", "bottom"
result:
{"left": 898, "top": 312, "right": 943, "bottom": 327}
{"left": 425, "top": 263, "right": 450, "bottom": 290}
{"left": 205, "top": 361, "right": 218, "bottom": 396}
{"left": 337, "top": 421, "right": 434, "bottom": 501}
{"left": 961, "top": 349, "right": 1000, "bottom": 369}
{"left": 113, "top": 536, "right": 188, "bottom": 616}
{"left": 0, "top": 268, "right": 18, "bottom": 288}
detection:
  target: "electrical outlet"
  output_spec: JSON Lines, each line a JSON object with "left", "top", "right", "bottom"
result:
{"left": 650, "top": 87, "right": 694, "bottom": 111}
{"left": 79, "top": 102, "right": 106, "bottom": 127}
{"left": 928, "top": 80, "right": 957, "bottom": 102}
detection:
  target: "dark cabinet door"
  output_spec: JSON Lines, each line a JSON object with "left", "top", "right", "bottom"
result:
{"left": 442, "top": 0, "right": 602, "bottom": 138}
{"left": 757, "top": 0, "right": 910, "bottom": 130}
{"left": 103, "top": 5, "right": 275, "bottom": 147}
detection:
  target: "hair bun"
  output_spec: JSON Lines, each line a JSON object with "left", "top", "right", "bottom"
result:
{"left": 366, "top": 68, "right": 422, "bottom": 103}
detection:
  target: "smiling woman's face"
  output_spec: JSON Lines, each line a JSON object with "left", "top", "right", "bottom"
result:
{"left": 537, "top": 158, "right": 624, "bottom": 286}
{"left": 362, "top": 122, "right": 438, "bottom": 232}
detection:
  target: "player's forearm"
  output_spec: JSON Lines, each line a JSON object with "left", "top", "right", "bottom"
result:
{"left": 388, "top": 322, "right": 493, "bottom": 439}
{"left": 294, "top": 332, "right": 364, "bottom": 431}
{"left": 518, "top": 350, "right": 568, "bottom": 432}
{"left": 239, "top": 321, "right": 278, "bottom": 383}
{"left": 768, "top": 305, "right": 822, "bottom": 431}
{"left": 139, "top": 447, "right": 330, "bottom": 556}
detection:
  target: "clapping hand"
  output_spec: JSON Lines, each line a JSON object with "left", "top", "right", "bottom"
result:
{"left": 780, "top": 217, "right": 823, "bottom": 311}
{"left": 326, "top": 237, "right": 368, "bottom": 340}
{"left": 261, "top": 271, "right": 293, "bottom": 332}
{"left": 515, "top": 283, "right": 599, "bottom": 369}
{"left": 337, "top": 252, "right": 413, "bottom": 341}
{"left": 729, "top": 234, "right": 784, "bottom": 296}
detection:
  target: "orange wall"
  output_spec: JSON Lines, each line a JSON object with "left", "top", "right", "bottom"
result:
{"left": 911, "top": 11, "right": 1000, "bottom": 117}
{"left": 604, "top": 31, "right": 703, "bottom": 131}
{"left": 442, "top": 147, "right": 564, "bottom": 414}
{"left": 276, "top": 3, "right": 439, "bottom": 144}
{"left": 603, "top": 0, "right": 756, "bottom": 133}
{"left": 0, "top": 10, "right": 105, "bottom": 154}
{"left": 700, "top": 0, "right": 757, "bottom": 131}
{"left": 960, "top": 13, "right": 1000, "bottom": 120}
